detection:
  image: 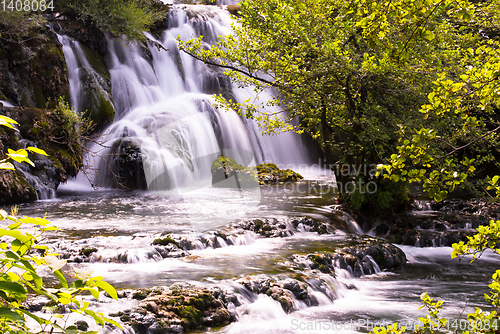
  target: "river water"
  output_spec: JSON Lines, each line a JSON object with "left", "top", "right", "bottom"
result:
{"left": 10, "top": 172, "right": 498, "bottom": 334}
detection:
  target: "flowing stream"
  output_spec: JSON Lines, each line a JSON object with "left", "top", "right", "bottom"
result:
{"left": 14, "top": 186, "right": 498, "bottom": 333}
{"left": 3, "top": 2, "right": 498, "bottom": 334}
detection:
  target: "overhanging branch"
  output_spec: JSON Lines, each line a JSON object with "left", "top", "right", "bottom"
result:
{"left": 180, "top": 48, "right": 277, "bottom": 87}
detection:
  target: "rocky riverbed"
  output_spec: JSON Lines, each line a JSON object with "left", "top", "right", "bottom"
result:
{"left": 372, "top": 198, "right": 498, "bottom": 247}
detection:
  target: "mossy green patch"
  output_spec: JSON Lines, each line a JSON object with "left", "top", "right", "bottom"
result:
{"left": 255, "top": 163, "right": 303, "bottom": 185}
{"left": 179, "top": 305, "right": 202, "bottom": 328}
{"left": 211, "top": 154, "right": 245, "bottom": 174}
{"left": 153, "top": 236, "right": 180, "bottom": 248}
{"left": 81, "top": 43, "right": 110, "bottom": 79}
{"left": 79, "top": 248, "right": 98, "bottom": 257}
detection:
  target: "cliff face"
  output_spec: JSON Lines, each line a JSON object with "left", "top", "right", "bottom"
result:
{"left": 0, "top": 17, "right": 117, "bottom": 126}
{"left": 0, "top": 19, "right": 109, "bottom": 203}
{"left": 0, "top": 29, "right": 69, "bottom": 109}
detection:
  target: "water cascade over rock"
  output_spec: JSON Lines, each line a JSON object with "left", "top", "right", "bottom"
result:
{"left": 59, "top": 5, "right": 312, "bottom": 193}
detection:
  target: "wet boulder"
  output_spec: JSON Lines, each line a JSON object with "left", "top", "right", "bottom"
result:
{"left": 292, "top": 236, "right": 407, "bottom": 277}
{"left": 211, "top": 154, "right": 259, "bottom": 188}
{"left": 111, "top": 285, "right": 233, "bottom": 334}
{"left": 236, "top": 275, "right": 319, "bottom": 313}
{"left": 256, "top": 163, "right": 303, "bottom": 185}
{"left": 111, "top": 138, "right": 148, "bottom": 190}
{"left": 229, "top": 217, "right": 334, "bottom": 238}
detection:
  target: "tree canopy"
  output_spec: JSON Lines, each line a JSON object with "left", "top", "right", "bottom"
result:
{"left": 179, "top": 0, "right": 500, "bottom": 208}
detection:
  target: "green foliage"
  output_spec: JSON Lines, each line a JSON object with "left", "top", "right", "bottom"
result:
{"left": 0, "top": 115, "right": 121, "bottom": 333}
{"left": 0, "top": 10, "right": 46, "bottom": 46}
{"left": 0, "top": 209, "right": 121, "bottom": 333}
{"left": 0, "top": 115, "right": 49, "bottom": 170}
{"left": 51, "top": 96, "right": 92, "bottom": 154}
{"left": 451, "top": 220, "right": 500, "bottom": 262}
{"left": 415, "top": 293, "right": 448, "bottom": 333}
{"left": 372, "top": 293, "right": 448, "bottom": 334}
{"left": 55, "top": 0, "right": 166, "bottom": 41}
{"left": 179, "top": 0, "right": 500, "bottom": 206}
{"left": 344, "top": 177, "right": 410, "bottom": 214}
{"left": 1, "top": 0, "right": 165, "bottom": 44}
{"left": 375, "top": 0, "right": 500, "bottom": 201}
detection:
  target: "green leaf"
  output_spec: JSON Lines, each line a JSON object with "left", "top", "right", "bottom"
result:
{"left": 0, "top": 115, "right": 18, "bottom": 125}
{"left": 26, "top": 147, "right": 49, "bottom": 156}
{"left": 0, "top": 229, "right": 32, "bottom": 243}
{"left": 0, "top": 162, "right": 15, "bottom": 170}
{"left": 0, "top": 281, "right": 27, "bottom": 294}
{"left": 19, "top": 216, "right": 51, "bottom": 226}
{"left": 33, "top": 274, "right": 43, "bottom": 290}
{"left": 53, "top": 269, "right": 68, "bottom": 288}
{"left": 0, "top": 118, "right": 17, "bottom": 130}
{"left": 435, "top": 190, "right": 448, "bottom": 202}
{"left": 85, "top": 287, "right": 100, "bottom": 300}
{"left": 95, "top": 280, "right": 118, "bottom": 300}
{"left": 102, "top": 315, "right": 123, "bottom": 329}
{"left": 0, "top": 306, "right": 24, "bottom": 322}
{"left": 83, "top": 309, "right": 105, "bottom": 326}
{"left": 18, "top": 308, "right": 49, "bottom": 326}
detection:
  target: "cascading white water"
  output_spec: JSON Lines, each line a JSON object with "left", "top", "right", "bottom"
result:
{"left": 83, "top": 4, "right": 311, "bottom": 192}
{"left": 0, "top": 100, "right": 15, "bottom": 107}
{"left": 57, "top": 35, "right": 114, "bottom": 115}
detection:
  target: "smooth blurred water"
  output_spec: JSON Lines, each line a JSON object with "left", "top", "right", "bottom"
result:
{"left": 7, "top": 173, "right": 498, "bottom": 334}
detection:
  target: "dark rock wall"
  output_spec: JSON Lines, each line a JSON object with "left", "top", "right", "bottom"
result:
{"left": 0, "top": 30, "right": 69, "bottom": 108}
{"left": 0, "top": 106, "right": 82, "bottom": 204}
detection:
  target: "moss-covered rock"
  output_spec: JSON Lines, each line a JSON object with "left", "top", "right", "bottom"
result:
{"left": 256, "top": 163, "right": 303, "bottom": 185}
{"left": 111, "top": 139, "right": 148, "bottom": 190}
{"left": 79, "top": 248, "right": 98, "bottom": 257}
{"left": 0, "top": 106, "right": 83, "bottom": 203}
{"left": 230, "top": 217, "right": 334, "bottom": 238}
{"left": 237, "top": 275, "right": 318, "bottom": 313}
{"left": 111, "top": 285, "right": 233, "bottom": 334}
{"left": 152, "top": 236, "right": 180, "bottom": 248}
{"left": 0, "top": 169, "right": 37, "bottom": 203}
{"left": 211, "top": 155, "right": 304, "bottom": 188}
{"left": 0, "top": 29, "right": 68, "bottom": 109}
{"left": 76, "top": 67, "right": 115, "bottom": 131}
{"left": 292, "top": 236, "right": 407, "bottom": 277}
{"left": 211, "top": 154, "right": 259, "bottom": 188}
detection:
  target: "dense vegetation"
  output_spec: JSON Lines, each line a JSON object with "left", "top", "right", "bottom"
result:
{"left": 179, "top": 0, "right": 500, "bottom": 214}
{"left": 0, "top": 0, "right": 167, "bottom": 43}
{"left": 178, "top": 1, "right": 500, "bottom": 332}
{"left": 53, "top": 0, "right": 166, "bottom": 41}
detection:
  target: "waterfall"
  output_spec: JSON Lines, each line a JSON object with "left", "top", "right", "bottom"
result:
{"left": 58, "top": 4, "right": 311, "bottom": 197}
{"left": 57, "top": 34, "right": 114, "bottom": 117}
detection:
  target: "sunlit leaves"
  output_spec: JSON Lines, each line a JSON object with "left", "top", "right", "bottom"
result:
{"left": 451, "top": 220, "right": 500, "bottom": 261}
{"left": 26, "top": 147, "right": 48, "bottom": 156}
{"left": 0, "top": 101, "right": 122, "bottom": 333}
{"left": 0, "top": 191, "right": 122, "bottom": 333}
{"left": 0, "top": 115, "right": 18, "bottom": 130}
